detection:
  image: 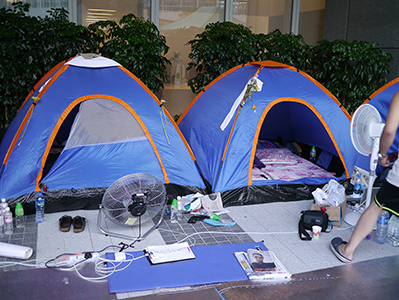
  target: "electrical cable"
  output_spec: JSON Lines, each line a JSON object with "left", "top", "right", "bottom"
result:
{"left": 72, "top": 252, "right": 145, "bottom": 282}
{"left": 44, "top": 244, "right": 122, "bottom": 269}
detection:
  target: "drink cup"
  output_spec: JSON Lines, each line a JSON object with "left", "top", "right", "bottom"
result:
{"left": 312, "top": 225, "right": 322, "bottom": 240}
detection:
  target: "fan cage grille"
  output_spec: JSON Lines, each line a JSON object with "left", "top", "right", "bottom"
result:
{"left": 101, "top": 174, "right": 166, "bottom": 226}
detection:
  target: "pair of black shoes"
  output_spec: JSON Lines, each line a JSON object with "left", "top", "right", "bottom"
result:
{"left": 59, "top": 215, "right": 86, "bottom": 233}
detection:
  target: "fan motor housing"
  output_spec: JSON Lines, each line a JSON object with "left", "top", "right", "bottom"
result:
{"left": 129, "top": 193, "right": 148, "bottom": 216}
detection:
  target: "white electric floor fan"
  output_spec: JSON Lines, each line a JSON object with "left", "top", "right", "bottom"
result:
{"left": 345, "top": 104, "right": 385, "bottom": 225}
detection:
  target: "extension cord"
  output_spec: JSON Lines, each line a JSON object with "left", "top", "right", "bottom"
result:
{"left": 60, "top": 252, "right": 100, "bottom": 267}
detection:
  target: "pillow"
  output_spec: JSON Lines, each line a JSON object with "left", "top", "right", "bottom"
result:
{"left": 256, "top": 148, "right": 298, "bottom": 165}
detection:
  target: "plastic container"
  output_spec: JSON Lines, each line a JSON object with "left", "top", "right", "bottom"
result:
{"left": 35, "top": 192, "right": 45, "bottom": 223}
{"left": 310, "top": 146, "right": 316, "bottom": 163}
{"left": 177, "top": 196, "right": 184, "bottom": 221}
{"left": 387, "top": 214, "right": 399, "bottom": 246}
{"left": 353, "top": 173, "right": 362, "bottom": 197}
{"left": 15, "top": 202, "right": 25, "bottom": 229}
{"left": 0, "top": 213, "right": 4, "bottom": 236}
{"left": 0, "top": 198, "right": 8, "bottom": 216}
{"left": 375, "top": 210, "right": 390, "bottom": 244}
{"left": 170, "top": 198, "right": 178, "bottom": 223}
{"left": 4, "top": 207, "right": 13, "bottom": 234}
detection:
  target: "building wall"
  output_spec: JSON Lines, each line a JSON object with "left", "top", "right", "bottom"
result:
{"left": 323, "top": 0, "right": 399, "bottom": 82}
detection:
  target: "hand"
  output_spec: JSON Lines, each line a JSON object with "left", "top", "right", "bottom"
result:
{"left": 378, "top": 155, "right": 393, "bottom": 167}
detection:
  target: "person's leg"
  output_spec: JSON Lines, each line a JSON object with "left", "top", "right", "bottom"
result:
{"left": 338, "top": 200, "right": 383, "bottom": 261}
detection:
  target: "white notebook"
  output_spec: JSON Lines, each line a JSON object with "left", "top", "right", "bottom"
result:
{"left": 144, "top": 242, "right": 195, "bottom": 265}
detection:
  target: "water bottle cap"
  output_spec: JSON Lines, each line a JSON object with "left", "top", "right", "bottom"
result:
{"left": 38, "top": 192, "right": 43, "bottom": 196}
{"left": 171, "top": 199, "right": 178, "bottom": 206}
{"left": 5, "top": 207, "right": 10, "bottom": 211}
{"left": 16, "top": 202, "right": 23, "bottom": 210}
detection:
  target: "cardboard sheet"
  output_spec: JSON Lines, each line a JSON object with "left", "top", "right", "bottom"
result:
{"left": 106, "top": 241, "right": 268, "bottom": 293}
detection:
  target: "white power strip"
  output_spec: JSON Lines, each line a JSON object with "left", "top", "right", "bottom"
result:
{"left": 60, "top": 252, "right": 100, "bottom": 266}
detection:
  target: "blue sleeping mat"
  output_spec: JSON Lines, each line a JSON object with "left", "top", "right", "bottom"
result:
{"left": 106, "top": 241, "right": 267, "bottom": 293}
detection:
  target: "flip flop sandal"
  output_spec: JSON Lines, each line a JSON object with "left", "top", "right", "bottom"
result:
{"left": 59, "top": 215, "right": 73, "bottom": 232}
{"left": 330, "top": 237, "right": 352, "bottom": 263}
{"left": 73, "top": 216, "right": 86, "bottom": 233}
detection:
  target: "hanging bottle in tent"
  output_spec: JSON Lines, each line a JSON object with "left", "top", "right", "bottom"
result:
{"left": 310, "top": 146, "right": 317, "bottom": 163}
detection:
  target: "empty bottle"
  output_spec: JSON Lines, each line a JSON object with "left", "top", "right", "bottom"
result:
{"left": 4, "top": 206, "right": 13, "bottom": 234}
{"left": 375, "top": 210, "right": 390, "bottom": 244}
{"left": 15, "top": 202, "right": 25, "bottom": 229}
{"left": 170, "top": 198, "right": 179, "bottom": 223}
{"left": 353, "top": 173, "right": 362, "bottom": 197}
{"left": 310, "top": 146, "right": 316, "bottom": 163}
{"left": 35, "top": 192, "right": 45, "bottom": 223}
{"left": 0, "top": 198, "right": 8, "bottom": 216}
{"left": 177, "top": 196, "right": 184, "bottom": 221}
{"left": 387, "top": 214, "right": 399, "bottom": 246}
{"left": 0, "top": 212, "right": 4, "bottom": 236}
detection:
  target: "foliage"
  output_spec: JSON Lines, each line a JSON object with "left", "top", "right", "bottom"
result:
{"left": 87, "top": 14, "right": 170, "bottom": 93}
{"left": 0, "top": 2, "right": 89, "bottom": 127}
{"left": 255, "top": 29, "right": 309, "bottom": 71}
{"left": 186, "top": 23, "right": 392, "bottom": 115}
{"left": 0, "top": 5, "right": 170, "bottom": 128}
{"left": 186, "top": 22, "right": 258, "bottom": 94}
{"left": 306, "top": 39, "right": 392, "bottom": 113}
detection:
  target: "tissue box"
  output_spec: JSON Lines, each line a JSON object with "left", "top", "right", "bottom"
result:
{"left": 311, "top": 198, "right": 346, "bottom": 227}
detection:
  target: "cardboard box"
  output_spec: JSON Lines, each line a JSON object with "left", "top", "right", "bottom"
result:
{"left": 311, "top": 198, "right": 346, "bottom": 227}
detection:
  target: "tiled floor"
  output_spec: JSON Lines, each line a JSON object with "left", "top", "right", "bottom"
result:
{"left": 3, "top": 199, "right": 399, "bottom": 272}
{"left": 2, "top": 198, "right": 399, "bottom": 296}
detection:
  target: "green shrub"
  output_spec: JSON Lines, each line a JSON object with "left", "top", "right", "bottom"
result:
{"left": 0, "top": 2, "right": 89, "bottom": 127}
{"left": 87, "top": 14, "right": 170, "bottom": 94}
{"left": 307, "top": 39, "right": 392, "bottom": 113}
{"left": 186, "top": 23, "right": 392, "bottom": 115}
{"left": 186, "top": 22, "right": 258, "bottom": 94}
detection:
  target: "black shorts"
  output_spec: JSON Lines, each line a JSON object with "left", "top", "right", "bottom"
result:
{"left": 375, "top": 181, "right": 399, "bottom": 216}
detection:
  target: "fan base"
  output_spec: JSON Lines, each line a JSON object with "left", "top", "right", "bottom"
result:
{"left": 97, "top": 204, "right": 166, "bottom": 242}
{"left": 344, "top": 211, "right": 361, "bottom": 226}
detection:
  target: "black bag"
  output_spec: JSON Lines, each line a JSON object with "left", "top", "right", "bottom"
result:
{"left": 298, "top": 210, "right": 331, "bottom": 241}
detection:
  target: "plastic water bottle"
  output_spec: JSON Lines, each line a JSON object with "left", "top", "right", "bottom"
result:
{"left": 170, "top": 198, "right": 178, "bottom": 223}
{"left": 4, "top": 206, "right": 13, "bottom": 234}
{"left": 387, "top": 214, "right": 399, "bottom": 246}
{"left": 0, "top": 211, "right": 4, "bottom": 236}
{"left": 177, "top": 196, "right": 184, "bottom": 221}
{"left": 0, "top": 198, "right": 8, "bottom": 215}
{"left": 35, "top": 192, "right": 45, "bottom": 223}
{"left": 310, "top": 146, "right": 316, "bottom": 163}
{"left": 15, "top": 202, "right": 25, "bottom": 229}
{"left": 353, "top": 173, "right": 362, "bottom": 197}
{"left": 375, "top": 210, "right": 390, "bottom": 244}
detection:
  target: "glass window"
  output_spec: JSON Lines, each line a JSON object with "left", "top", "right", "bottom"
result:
{"left": 5, "top": 0, "right": 69, "bottom": 17}
{"left": 233, "top": 0, "right": 292, "bottom": 34}
{"left": 298, "top": 0, "right": 325, "bottom": 45}
{"left": 159, "top": 0, "right": 225, "bottom": 85}
{"left": 82, "top": 0, "right": 150, "bottom": 26}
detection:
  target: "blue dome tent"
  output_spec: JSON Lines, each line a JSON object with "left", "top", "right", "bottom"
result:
{"left": 178, "top": 61, "right": 360, "bottom": 206}
{"left": 357, "top": 77, "right": 399, "bottom": 175}
{"left": 0, "top": 54, "right": 207, "bottom": 213}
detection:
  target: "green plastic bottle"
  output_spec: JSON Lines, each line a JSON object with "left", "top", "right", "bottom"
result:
{"left": 15, "top": 202, "right": 24, "bottom": 229}
{"left": 171, "top": 199, "right": 178, "bottom": 223}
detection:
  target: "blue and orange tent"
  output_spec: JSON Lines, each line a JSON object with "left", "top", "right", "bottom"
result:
{"left": 178, "top": 61, "right": 360, "bottom": 204}
{"left": 354, "top": 77, "right": 399, "bottom": 173}
{"left": 363, "top": 77, "right": 399, "bottom": 154}
{"left": 0, "top": 54, "right": 207, "bottom": 213}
